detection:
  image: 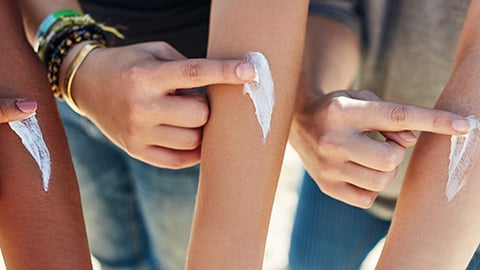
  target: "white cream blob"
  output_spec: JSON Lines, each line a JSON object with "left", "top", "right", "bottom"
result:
{"left": 9, "top": 114, "right": 51, "bottom": 192}
{"left": 446, "top": 115, "right": 480, "bottom": 201}
{"left": 243, "top": 52, "right": 275, "bottom": 142}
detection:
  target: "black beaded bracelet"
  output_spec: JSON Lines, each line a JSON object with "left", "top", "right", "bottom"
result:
{"left": 45, "top": 25, "right": 107, "bottom": 97}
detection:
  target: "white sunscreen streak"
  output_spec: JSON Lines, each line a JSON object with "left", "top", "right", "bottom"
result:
{"left": 243, "top": 52, "right": 275, "bottom": 141}
{"left": 8, "top": 114, "right": 51, "bottom": 192}
{"left": 447, "top": 115, "right": 480, "bottom": 201}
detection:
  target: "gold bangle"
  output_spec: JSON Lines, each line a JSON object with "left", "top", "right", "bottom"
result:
{"left": 63, "top": 42, "right": 104, "bottom": 115}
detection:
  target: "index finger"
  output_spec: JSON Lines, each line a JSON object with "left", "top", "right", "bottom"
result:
{"left": 161, "top": 59, "right": 256, "bottom": 89}
{"left": 354, "top": 100, "right": 471, "bottom": 135}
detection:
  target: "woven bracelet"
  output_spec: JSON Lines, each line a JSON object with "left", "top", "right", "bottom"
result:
{"left": 33, "top": 9, "right": 83, "bottom": 52}
{"left": 46, "top": 25, "right": 107, "bottom": 96}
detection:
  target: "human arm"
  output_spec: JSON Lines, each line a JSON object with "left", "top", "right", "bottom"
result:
{"left": 290, "top": 8, "right": 471, "bottom": 208}
{"left": 18, "top": 0, "right": 256, "bottom": 169}
{"left": 0, "top": 1, "right": 91, "bottom": 268}
{"left": 185, "top": 1, "right": 309, "bottom": 269}
{"left": 376, "top": 1, "right": 480, "bottom": 269}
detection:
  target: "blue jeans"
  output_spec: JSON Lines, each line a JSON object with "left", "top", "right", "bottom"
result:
{"left": 58, "top": 102, "right": 198, "bottom": 270}
{"left": 289, "top": 172, "right": 480, "bottom": 270}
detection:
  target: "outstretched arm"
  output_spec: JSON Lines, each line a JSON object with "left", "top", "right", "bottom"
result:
{"left": 186, "top": 1, "right": 309, "bottom": 269}
{"left": 0, "top": 1, "right": 91, "bottom": 268}
{"left": 377, "top": 1, "right": 480, "bottom": 269}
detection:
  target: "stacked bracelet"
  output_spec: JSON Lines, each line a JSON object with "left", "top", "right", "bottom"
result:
{"left": 33, "top": 9, "right": 83, "bottom": 52}
{"left": 34, "top": 10, "right": 123, "bottom": 98}
{"left": 46, "top": 25, "right": 107, "bottom": 97}
{"left": 63, "top": 42, "right": 105, "bottom": 115}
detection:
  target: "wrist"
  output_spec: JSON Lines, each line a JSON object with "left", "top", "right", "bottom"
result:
{"left": 58, "top": 41, "right": 92, "bottom": 87}
{"left": 59, "top": 42, "right": 105, "bottom": 115}
{"left": 33, "top": 10, "right": 123, "bottom": 101}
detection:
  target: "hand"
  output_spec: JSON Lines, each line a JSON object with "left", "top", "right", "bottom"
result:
{"left": 69, "top": 42, "right": 256, "bottom": 169}
{"left": 290, "top": 90, "right": 471, "bottom": 208}
{"left": 0, "top": 99, "right": 37, "bottom": 123}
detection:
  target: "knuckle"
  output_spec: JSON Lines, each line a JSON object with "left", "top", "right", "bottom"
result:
{"left": 381, "top": 150, "right": 402, "bottom": 171}
{"left": 325, "top": 97, "right": 347, "bottom": 115}
{"left": 220, "top": 62, "right": 230, "bottom": 82}
{"left": 317, "top": 135, "right": 344, "bottom": 153}
{"left": 183, "top": 130, "right": 202, "bottom": 149}
{"left": 183, "top": 61, "right": 202, "bottom": 80}
{"left": 190, "top": 101, "right": 209, "bottom": 126}
{"left": 324, "top": 97, "right": 354, "bottom": 122}
{"left": 370, "top": 174, "right": 391, "bottom": 192}
{"left": 432, "top": 115, "right": 443, "bottom": 129}
{"left": 388, "top": 105, "right": 408, "bottom": 124}
{"left": 123, "top": 65, "right": 147, "bottom": 88}
{"left": 124, "top": 64, "right": 142, "bottom": 80}
{"left": 357, "top": 192, "right": 377, "bottom": 209}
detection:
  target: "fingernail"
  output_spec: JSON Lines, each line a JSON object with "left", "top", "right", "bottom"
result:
{"left": 236, "top": 62, "right": 256, "bottom": 81}
{"left": 398, "top": 131, "right": 417, "bottom": 142}
{"left": 452, "top": 119, "right": 471, "bottom": 133}
{"left": 16, "top": 99, "right": 37, "bottom": 114}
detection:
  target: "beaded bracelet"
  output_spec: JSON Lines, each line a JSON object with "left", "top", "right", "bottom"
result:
{"left": 37, "top": 14, "right": 123, "bottom": 62}
{"left": 34, "top": 10, "right": 123, "bottom": 97}
{"left": 46, "top": 25, "right": 107, "bottom": 96}
{"left": 63, "top": 42, "right": 105, "bottom": 115}
{"left": 33, "top": 9, "right": 83, "bottom": 52}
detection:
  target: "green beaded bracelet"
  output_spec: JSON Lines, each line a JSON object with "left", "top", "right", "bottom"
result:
{"left": 34, "top": 9, "right": 83, "bottom": 52}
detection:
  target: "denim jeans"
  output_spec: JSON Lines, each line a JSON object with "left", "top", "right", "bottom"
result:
{"left": 289, "top": 172, "right": 480, "bottom": 270}
{"left": 58, "top": 102, "right": 198, "bottom": 270}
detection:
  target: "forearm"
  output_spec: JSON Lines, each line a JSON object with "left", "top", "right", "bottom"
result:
{"left": 301, "top": 14, "right": 360, "bottom": 98}
{"left": 0, "top": 1, "right": 91, "bottom": 268}
{"left": 377, "top": 1, "right": 480, "bottom": 269}
{"left": 186, "top": 1, "right": 308, "bottom": 269}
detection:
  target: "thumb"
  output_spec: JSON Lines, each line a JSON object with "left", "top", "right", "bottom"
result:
{"left": 0, "top": 99, "right": 37, "bottom": 123}
{"left": 381, "top": 130, "right": 418, "bottom": 148}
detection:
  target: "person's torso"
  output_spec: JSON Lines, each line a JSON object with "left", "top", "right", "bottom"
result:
{"left": 79, "top": 0, "right": 211, "bottom": 57}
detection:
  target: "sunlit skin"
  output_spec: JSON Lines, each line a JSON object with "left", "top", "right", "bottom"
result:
{"left": 377, "top": 1, "right": 480, "bottom": 268}
{"left": 0, "top": 1, "right": 91, "bottom": 268}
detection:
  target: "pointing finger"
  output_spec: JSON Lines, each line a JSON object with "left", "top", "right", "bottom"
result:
{"left": 350, "top": 99, "right": 471, "bottom": 135}
{"left": 162, "top": 59, "right": 256, "bottom": 89}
